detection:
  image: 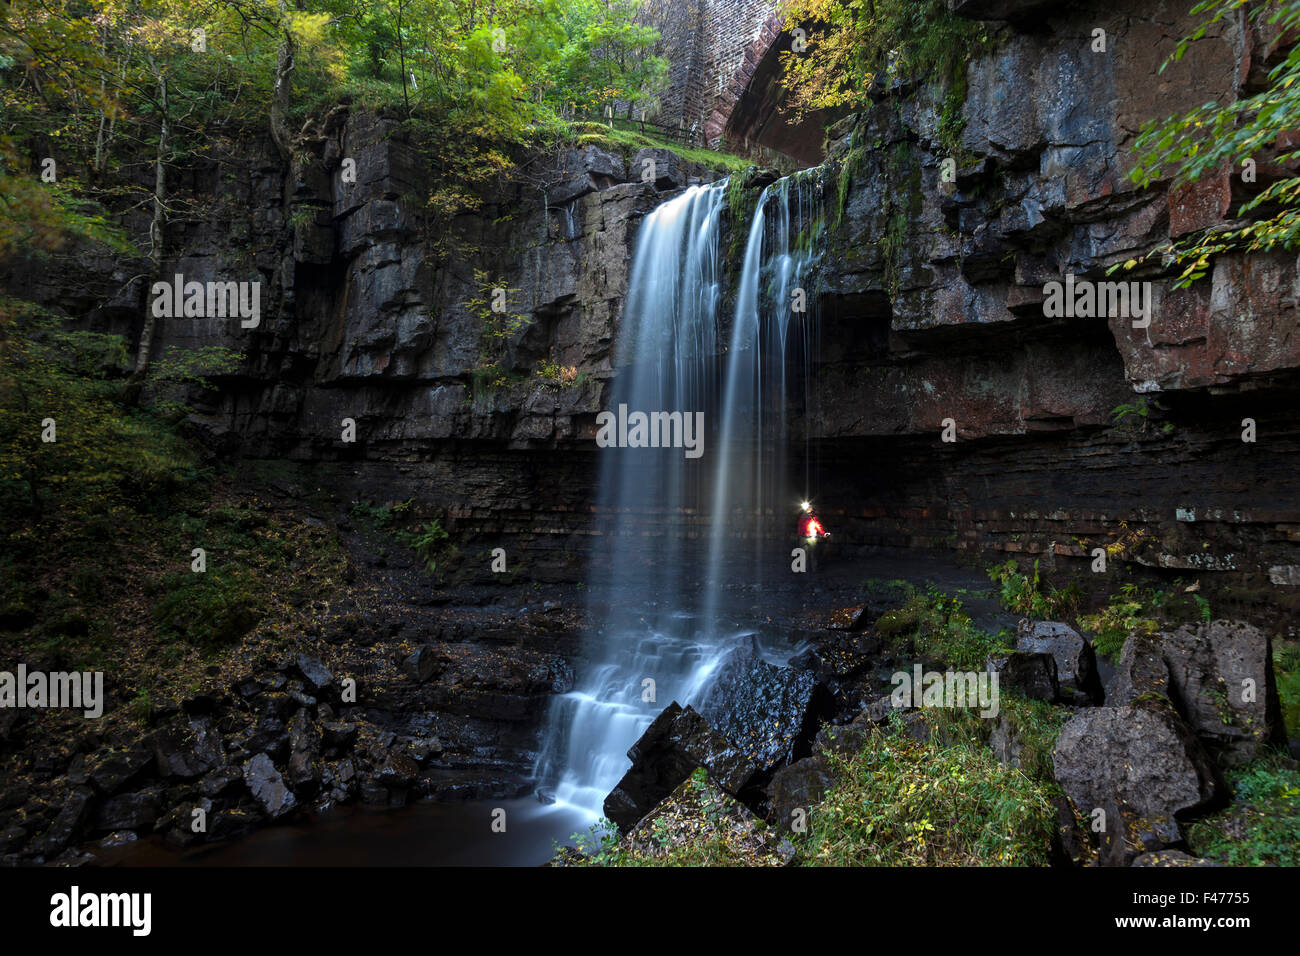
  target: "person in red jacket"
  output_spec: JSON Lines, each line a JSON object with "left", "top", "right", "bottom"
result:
{"left": 798, "top": 501, "right": 829, "bottom": 541}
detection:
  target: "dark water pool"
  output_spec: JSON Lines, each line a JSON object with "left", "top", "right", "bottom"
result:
{"left": 97, "top": 797, "right": 593, "bottom": 867}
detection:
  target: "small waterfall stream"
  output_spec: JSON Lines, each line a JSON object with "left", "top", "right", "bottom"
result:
{"left": 536, "top": 169, "right": 827, "bottom": 822}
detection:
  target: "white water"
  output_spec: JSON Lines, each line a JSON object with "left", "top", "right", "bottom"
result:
{"left": 535, "top": 171, "right": 826, "bottom": 823}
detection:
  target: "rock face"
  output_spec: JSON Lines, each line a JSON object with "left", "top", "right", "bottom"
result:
{"left": 699, "top": 640, "right": 831, "bottom": 770}
{"left": 603, "top": 702, "right": 759, "bottom": 832}
{"left": 1053, "top": 696, "right": 1223, "bottom": 821}
{"left": 1109, "top": 622, "right": 1287, "bottom": 767}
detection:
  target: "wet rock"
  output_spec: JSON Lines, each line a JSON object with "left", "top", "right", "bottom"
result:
{"left": 375, "top": 753, "right": 420, "bottom": 788}
{"left": 828, "top": 606, "right": 869, "bottom": 631}
{"left": 88, "top": 748, "right": 154, "bottom": 795}
{"left": 243, "top": 753, "right": 297, "bottom": 819}
{"left": 1016, "top": 620, "right": 1102, "bottom": 701}
{"left": 242, "top": 718, "right": 290, "bottom": 761}
{"left": 295, "top": 654, "right": 334, "bottom": 694}
{"left": 1053, "top": 696, "right": 1223, "bottom": 822}
{"left": 199, "top": 768, "right": 243, "bottom": 798}
{"left": 322, "top": 721, "right": 358, "bottom": 751}
{"left": 986, "top": 651, "right": 1059, "bottom": 702}
{"left": 94, "top": 786, "right": 164, "bottom": 832}
{"left": 402, "top": 646, "right": 438, "bottom": 683}
{"left": 286, "top": 710, "right": 321, "bottom": 790}
{"left": 603, "top": 702, "right": 759, "bottom": 832}
{"left": 30, "top": 788, "right": 93, "bottom": 857}
{"left": 209, "top": 804, "right": 261, "bottom": 841}
{"left": 151, "top": 721, "right": 220, "bottom": 779}
{"left": 699, "top": 642, "right": 830, "bottom": 770}
{"left": 767, "top": 756, "right": 838, "bottom": 832}
{"left": 407, "top": 736, "right": 442, "bottom": 763}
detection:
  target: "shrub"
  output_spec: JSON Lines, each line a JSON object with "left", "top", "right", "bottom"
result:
{"left": 1186, "top": 757, "right": 1300, "bottom": 866}
{"left": 799, "top": 717, "right": 1057, "bottom": 866}
{"left": 153, "top": 569, "right": 265, "bottom": 648}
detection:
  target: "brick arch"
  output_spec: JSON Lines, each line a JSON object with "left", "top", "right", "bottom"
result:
{"left": 704, "top": 8, "right": 786, "bottom": 148}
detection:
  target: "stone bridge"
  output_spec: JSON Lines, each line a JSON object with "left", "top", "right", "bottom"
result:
{"left": 638, "top": 0, "right": 831, "bottom": 167}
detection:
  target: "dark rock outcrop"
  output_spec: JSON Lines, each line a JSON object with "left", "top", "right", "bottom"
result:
{"left": 603, "top": 702, "right": 759, "bottom": 832}
{"left": 1053, "top": 696, "right": 1223, "bottom": 822}
{"left": 1109, "top": 621, "right": 1287, "bottom": 766}
{"left": 699, "top": 640, "right": 831, "bottom": 770}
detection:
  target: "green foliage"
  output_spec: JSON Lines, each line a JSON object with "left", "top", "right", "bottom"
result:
{"left": 1274, "top": 643, "right": 1300, "bottom": 737}
{"left": 577, "top": 123, "right": 753, "bottom": 174}
{"left": 1078, "top": 586, "right": 1160, "bottom": 661}
{"left": 0, "top": 298, "right": 209, "bottom": 525}
{"left": 875, "top": 583, "right": 1012, "bottom": 669}
{"left": 986, "top": 559, "right": 1082, "bottom": 620}
{"left": 1187, "top": 756, "right": 1300, "bottom": 866}
{"left": 777, "top": 0, "right": 986, "bottom": 151}
{"left": 534, "top": 360, "right": 586, "bottom": 390}
{"left": 1121, "top": 0, "right": 1300, "bottom": 286}
{"left": 395, "top": 518, "right": 451, "bottom": 573}
{"left": 153, "top": 568, "right": 266, "bottom": 648}
{"left": 799, "top": 716, "right": 1057, "bottom": 866}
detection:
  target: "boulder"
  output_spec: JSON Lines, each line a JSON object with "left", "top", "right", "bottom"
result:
{"left": 986, "top": 651, "right": 1059, "bottom": 702}
{"left": 151, "top": 720, "right": 223, "bottom": 779}
{"left": 295, "top": 654, "right": 334, "bottom": 694}
{"left": 1109, "top": 622, "right": 1287, "bottom": 767}
{"left": 1108, "top": 631, "right": 1170, "bottom": 703}
{"left": 87, "top": 748, "right": 153, "bottom": 795}
{"left": 243, "top": 753, "right": 297, "bottom": 819}
{"left": 766, "top": 756, "right": 838, "bottom": 833}
{"left": 699, "top": 641, "right": 830, "bottom": 770}
{"left": 30, "top": 788, "right": 94, "bottom": 858}
{"left": 603, "top": 702, "right": 758, "bottom": 832}
{"left": 1053, "top": 696, "right": 1223, "bottom": 822}
{"left": 402, "top": 646, "right": 437, "bottom": 684}
{"left": 1098, "top": 800, "right": 1185, "bottom": 867}
{"left": 94, "top": 786, "right": 164, "bottom": 832}
{"left": 1016, "top": 620, "right": 1102, "bottom": 701}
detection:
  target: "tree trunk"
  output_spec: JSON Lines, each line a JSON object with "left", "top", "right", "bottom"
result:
{"left": 130, "top": 61, "right": 167, "bottom": 387}
{"left": 270, "top": 12, "right": 297, "bottom": 159}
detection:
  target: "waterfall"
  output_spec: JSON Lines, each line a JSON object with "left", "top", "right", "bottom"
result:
{"left": 535, "top": 169, "right": 826, "bottom": 823}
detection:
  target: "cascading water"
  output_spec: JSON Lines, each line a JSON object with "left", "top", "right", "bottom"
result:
{"left": 535, "top": 169, "right": 827, "bottom": 822}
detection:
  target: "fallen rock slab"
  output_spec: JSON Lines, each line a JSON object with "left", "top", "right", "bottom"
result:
{"left": 1053, "top": 696, "right": 1223, "bottom": 822}
{"left": 603, "top": 702, "right": 759, "bottom": 832}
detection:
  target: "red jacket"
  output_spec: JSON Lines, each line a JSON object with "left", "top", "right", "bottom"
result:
{"left": 799, "top": 514, "right": 826, "bottom": 538}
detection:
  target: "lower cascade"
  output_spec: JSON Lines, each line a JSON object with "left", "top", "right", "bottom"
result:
{"left": 534, "top": 169, "right": 828, "bottom": 821}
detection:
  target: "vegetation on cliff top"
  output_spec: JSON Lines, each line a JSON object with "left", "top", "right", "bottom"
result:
{"left": 778, "top": 0, "right": 986, "bottom": 151}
